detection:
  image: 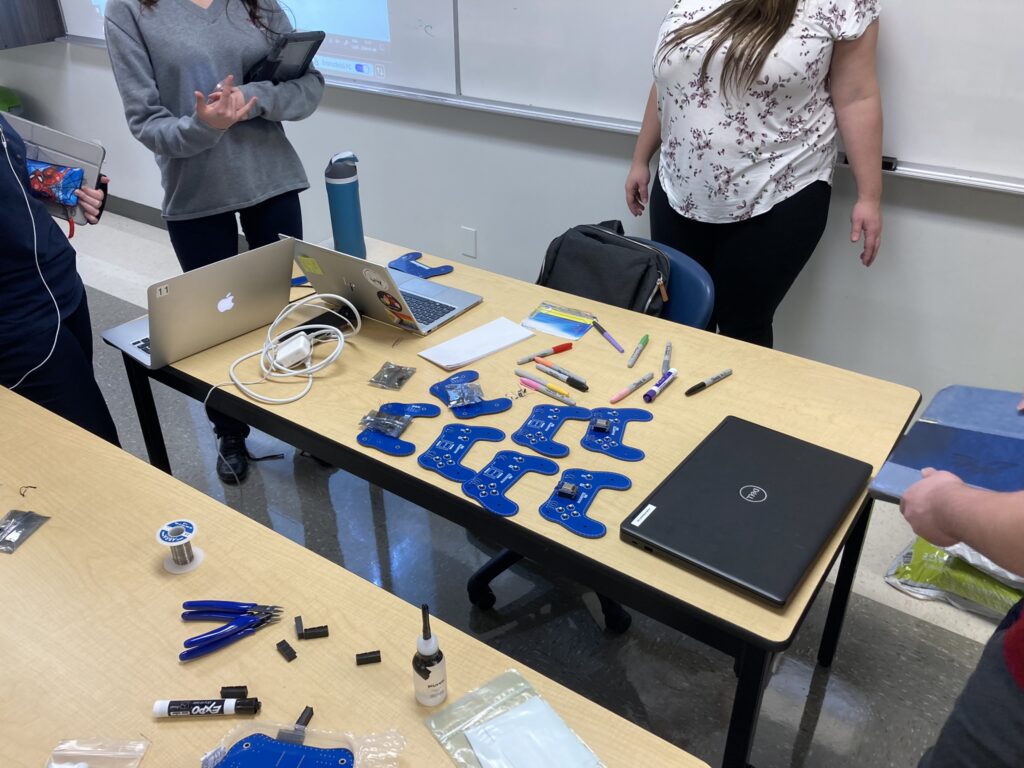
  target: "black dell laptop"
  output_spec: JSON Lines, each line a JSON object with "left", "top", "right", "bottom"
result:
{"left": 620, "top": 416, "right": 872, "bottom": 606}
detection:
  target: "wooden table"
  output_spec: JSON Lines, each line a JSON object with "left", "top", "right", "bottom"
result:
{"left": 113, "top": 237, "right": 920, "bottom": 767}
{"left": 0, "top": 386, "right": 705, "bottom": 767}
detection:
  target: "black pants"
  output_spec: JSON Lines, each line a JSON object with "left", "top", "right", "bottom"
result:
{"left": 649, "top": 176, "right": 831, "bottom": 348}
{"left": 1, "top": 293, "right": 119, "bottom": 445}
{"left": 165, "top": 191, "right": 303, "bottom": 437}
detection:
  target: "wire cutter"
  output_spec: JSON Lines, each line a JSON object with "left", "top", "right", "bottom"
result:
{"left": 179, "top": 600, "right": 282, "bottom": 662}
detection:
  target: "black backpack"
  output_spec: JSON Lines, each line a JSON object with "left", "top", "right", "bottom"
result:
{"left": 538, "top": 220, "right": 670, "bottom": 316}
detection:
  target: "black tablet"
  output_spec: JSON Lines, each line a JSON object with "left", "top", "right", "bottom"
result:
{"left": 245, "top": 30, "right": 325, "bottom": 84}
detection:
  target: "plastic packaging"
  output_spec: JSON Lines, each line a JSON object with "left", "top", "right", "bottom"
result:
{"left": 369, "top": 362, "right": 417, "bottom": 390}
{"left": 943, "top": 542, "right": 1024, "bottom": 590}
{"left": 201, "top": 723, "right": 404, "bottom": 768}
{"left": 886, "top": 537, "right": 1024, "bottom": 620}
{"left": 424, "top": 669, "right": 604, "bottom": 768}
{"left": 46, "top": 738, "right": 149, "bottom": 767}
{"left": 359, "top": 410, "right": 412, "bottom": 438}
{"left": 0, "top": 508, "right": 49, "bottom": 553}
{"left": 445, "top": 382, "right": 484, "bottom": 409}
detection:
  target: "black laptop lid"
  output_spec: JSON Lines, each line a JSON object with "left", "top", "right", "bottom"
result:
{"left": 620, "top": 416, "right": 872, "bottom": 605}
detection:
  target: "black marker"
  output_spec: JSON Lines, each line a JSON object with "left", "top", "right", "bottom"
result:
{"left": 684, "top": 368, "right": 732, "bottom": 396}
{"left": 152, "top": 698, "right": 261, "bottom": 718}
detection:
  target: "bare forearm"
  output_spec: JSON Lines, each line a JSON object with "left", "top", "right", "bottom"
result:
{"left": 632, "top": 84, "right": 661, "bottom": 167}
{"left": 835, "top": 94, "right": 882, "bottom": 202}
{"left": 946, "top": 487, "right": 1024, "bottom": 576}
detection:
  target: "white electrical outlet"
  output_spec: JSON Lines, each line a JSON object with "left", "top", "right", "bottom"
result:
{"left": 460, "top": 226, "right": 478, "bottom": 259}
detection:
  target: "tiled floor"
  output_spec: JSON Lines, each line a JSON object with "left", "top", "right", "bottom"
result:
{"left": 71, "top": 214, "right": 999, "bottom": 767}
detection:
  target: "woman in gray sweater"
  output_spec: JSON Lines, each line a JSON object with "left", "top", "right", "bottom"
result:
{"left": 105, "top": 0, "right": 324, "bottom": 483}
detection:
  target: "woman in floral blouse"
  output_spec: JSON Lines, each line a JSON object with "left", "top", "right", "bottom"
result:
{"left": 626, "top": 0, "right": 882, "bottom": 347}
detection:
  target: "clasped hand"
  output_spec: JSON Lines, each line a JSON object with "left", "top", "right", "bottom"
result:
{"left": 194, "top": 74, "right": 257, "bottom": 130}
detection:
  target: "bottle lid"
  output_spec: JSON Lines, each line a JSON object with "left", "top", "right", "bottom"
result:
{"left": 326, "top": 151, "right": 359, "bottom": 180}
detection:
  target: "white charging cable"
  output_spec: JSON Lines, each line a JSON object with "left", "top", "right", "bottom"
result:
{"left": 1, "top": 123, "right": 61, "bottom": 391}
{"left": 228, "top": 292, "right": 361, "bottom": 404}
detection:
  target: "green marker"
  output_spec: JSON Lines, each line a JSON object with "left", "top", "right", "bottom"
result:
{"left": 627, "top": 334, "right": 649, "bottom": 368}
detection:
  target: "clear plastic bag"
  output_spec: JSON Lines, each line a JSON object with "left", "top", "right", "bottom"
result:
{"left": 0, "top": 509, "right": 50, "bottom": 553}
{"left": 424, "top": 670, "right": 604, "bottom": 768}
{"left": 445, "top": 383, "right": 484, "bottom": 408}
{"left": 369, "top": 362, "right": 417, "bottom": 390}
{"left": 359, "top": 410, "right": 412, "bottom": 438}
{"left": 46, "top": 738, "right": 149, "bottom": 767}
{"left": 201, "top": 722, "right": 405, "bottom": 768}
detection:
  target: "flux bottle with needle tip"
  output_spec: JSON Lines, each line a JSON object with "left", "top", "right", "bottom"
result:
{"left": 413, "top": 603, "right": 447, "bottom": 706}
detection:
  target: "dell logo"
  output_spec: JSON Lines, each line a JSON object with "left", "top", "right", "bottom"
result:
{"left": 739, "top": 485, "right": 768, "bottom": 503}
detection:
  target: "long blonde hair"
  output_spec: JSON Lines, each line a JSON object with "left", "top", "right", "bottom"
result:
{"left": 659, "top": 0, "right": 800, "bottom": 94}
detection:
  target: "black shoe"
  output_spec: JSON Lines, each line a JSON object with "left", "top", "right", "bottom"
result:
{"left": 216, "top": 435, "right": 249, "bottom": 484}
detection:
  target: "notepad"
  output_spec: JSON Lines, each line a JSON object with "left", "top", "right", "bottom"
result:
{"left": 418, "top": 317, "right": 533, "bottom": 371}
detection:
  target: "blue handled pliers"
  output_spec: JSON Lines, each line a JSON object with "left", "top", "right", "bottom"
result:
{"left": 179, "top": 600, "right": 282, "bottom": 662}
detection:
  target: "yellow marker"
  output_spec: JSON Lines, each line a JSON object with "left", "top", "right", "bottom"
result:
{"left": 514, "top": 368, "right": 571, "bottom": 397}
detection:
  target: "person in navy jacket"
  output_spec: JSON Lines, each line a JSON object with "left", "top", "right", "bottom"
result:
{"left": 0, "top": 113, "right": 118, "bottom": 444}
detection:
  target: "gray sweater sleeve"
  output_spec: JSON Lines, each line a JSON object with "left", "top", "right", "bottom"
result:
{"left": 104, "top": 8, "right": 224, "bottom": 159}
{"left": 238, "top": 8, "right": 325, "bottom": 123}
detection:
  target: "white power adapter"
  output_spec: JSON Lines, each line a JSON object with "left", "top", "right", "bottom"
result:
{"left": 274, "top": 333, "right": 313, "bottom": 369}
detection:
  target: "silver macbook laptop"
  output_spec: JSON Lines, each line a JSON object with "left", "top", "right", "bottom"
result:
{"left": 292, "top": 239, "right": 482, "bottom": 334}
{"left": 102, "top": 239, "right": 296, "bottom": 369}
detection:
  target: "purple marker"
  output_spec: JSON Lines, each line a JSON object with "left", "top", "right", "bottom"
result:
{"left": 591, "top": 320, "right": 624, "bottom": 353}
{"left": 643, "top": 367, "right": 678, "bottom": 403}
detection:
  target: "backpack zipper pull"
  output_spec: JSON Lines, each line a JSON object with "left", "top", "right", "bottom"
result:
{"left": 657, "top": 274, "right": 669, "bottom": 302}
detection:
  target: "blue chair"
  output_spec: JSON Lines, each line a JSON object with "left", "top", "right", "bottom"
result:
{"left": 465, "top": 236, "right": 717, "bottom": 632}
{"left": 633, "top": 237, "right": 715, "bottom": 330}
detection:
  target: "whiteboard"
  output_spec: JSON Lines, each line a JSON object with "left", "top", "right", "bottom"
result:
{"left": 56, "top": 0, "right": 456, "bottom": 94}
{"left": 55, "top": 0, "right": 1024, "bottom": 185}
{"left": 458, "top": 0, "right": 665, "bottom": 123}
{"left": 876, "top": 0, "right": 1024, "bottom": 179}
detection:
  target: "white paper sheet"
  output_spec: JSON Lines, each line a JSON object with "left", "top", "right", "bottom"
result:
{"left": 418, "top": 317, "right": 533, "bottom": 371}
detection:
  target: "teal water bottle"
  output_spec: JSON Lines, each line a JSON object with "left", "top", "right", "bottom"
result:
{"left": 325, "top": 151, "right": 366, "bottom": 258}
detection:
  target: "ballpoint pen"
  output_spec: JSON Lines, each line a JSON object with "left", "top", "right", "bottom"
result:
{"left": 611, "top": 372, "right": 654, "bottom": 404}
{"left": 627, "top": 334, "right": 649, "bottom": 368}
{"left": 592, "top": 320, "right": 624, "bottom": 353}
{"left": 684, "top": 368, "right": 732, "bottom": 396}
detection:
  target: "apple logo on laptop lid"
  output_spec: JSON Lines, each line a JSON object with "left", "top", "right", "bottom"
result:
{"left": 217, "top": 293, "right": 235, "bottom": 313}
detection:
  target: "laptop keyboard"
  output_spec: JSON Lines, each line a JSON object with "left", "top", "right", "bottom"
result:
{"left": 404, "top": 293, "right": 456, "bottom": 326}
{"left": 132, "top": 337, "right": 151, "bottom": 355}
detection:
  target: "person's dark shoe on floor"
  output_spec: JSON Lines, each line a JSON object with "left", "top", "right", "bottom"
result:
{"left": 216, "top": 435, "right": 249, "bottom": 484}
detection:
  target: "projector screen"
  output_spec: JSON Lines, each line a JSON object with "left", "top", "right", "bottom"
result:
{"left": 57, "top": 0, "right": 456, "bottom": 94}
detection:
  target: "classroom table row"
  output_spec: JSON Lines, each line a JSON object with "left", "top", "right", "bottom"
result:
{"left": 0, "top": 386, "right": 707, "bottom": 766}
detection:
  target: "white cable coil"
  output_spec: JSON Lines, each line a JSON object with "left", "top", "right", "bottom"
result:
{"left": 228, "top": 292, "right": 361, "bottom": 405}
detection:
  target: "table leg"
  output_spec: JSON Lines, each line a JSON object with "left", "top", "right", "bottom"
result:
{"left": 722, "top": 643, "right": 771, "bottom": 768}
{"left": 818, "top": 497, "right": 872, "bottom": 668}
{"left": 122, "top": 354, "right": 171, "bottom": 474}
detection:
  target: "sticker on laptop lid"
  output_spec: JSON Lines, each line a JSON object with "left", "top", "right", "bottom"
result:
{"left": 363, "top": 268, "right": 389, "bottom": 291}
{"left": 631, "top": 504, "right": 657, "bottom": 527}
{"left": 297, "top": 254, "right": 323, "bottom": 276}
{"left": 155, "top": 284, "right": 170, "bottom": 298}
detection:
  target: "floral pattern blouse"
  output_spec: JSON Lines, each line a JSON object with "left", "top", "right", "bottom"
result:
{"left": 654, "top": 0, "right": 880, "bottom": 222}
